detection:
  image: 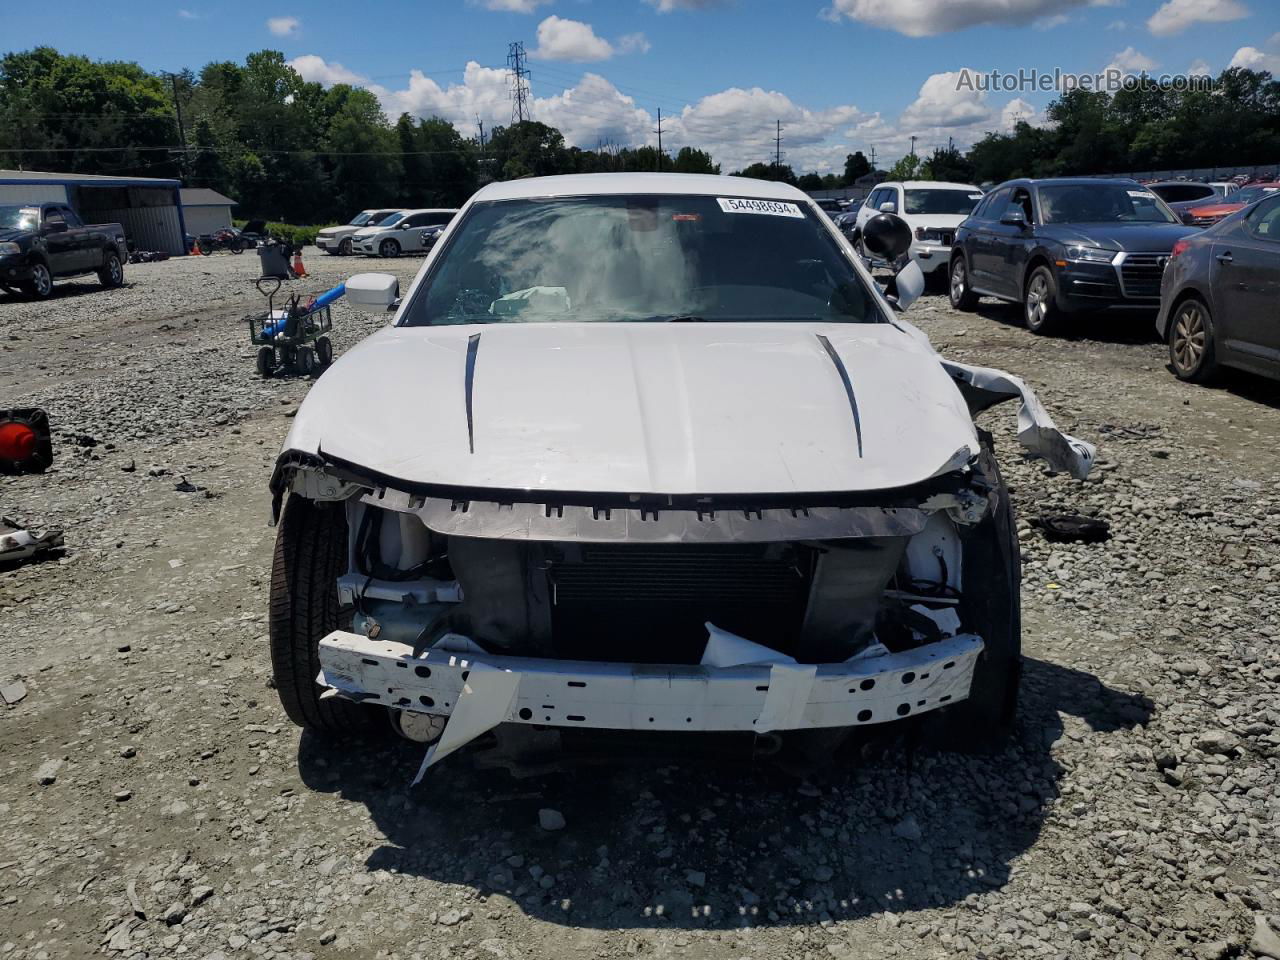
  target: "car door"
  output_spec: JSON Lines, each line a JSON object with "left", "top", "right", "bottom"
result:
{"left": 1213, "top": 195, "right": 1280, "bottom": 363}
{"left": 967, "top": 187, "right": 1011, "bottom": 291}
{"left": 61, "top": 206, "right": 95, "bottom": 270}
{"left": 398, "top": 213, "right": 430, "bottom": 252}
{"left": 41, "top": 207, "right": 79, "bottom": 275}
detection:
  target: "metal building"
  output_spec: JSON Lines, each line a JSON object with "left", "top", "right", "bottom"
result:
{"left": 180, "top": 187, "right": 237, "bottom": 236}
{"left": 0, "top": 169, "right": 188, "bottom": 255}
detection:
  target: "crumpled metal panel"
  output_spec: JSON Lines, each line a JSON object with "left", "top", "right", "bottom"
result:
{"left": 318, "top": 629, "right": 983, "bottom": 744}
{"left": 940, "top": 360, "right": 1096, "bottom": 480}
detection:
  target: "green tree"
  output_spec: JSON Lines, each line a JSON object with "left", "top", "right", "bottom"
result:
{"left": 733, "top": 161, "right": 796, "bottom": 184}
{"left": 486, "top": 121, "right": 572, "bottom": 180}
{"left": 843, "top": 151, "right": 871, "bottom": 184}
{"left": 886, "top": 153, "right": 921, "bottom": 180}
{"left": 671, "top": 146, "right": 719, "bottom": 174}
{"left": 919, "top": 145, "right": 974, "bottom": 183}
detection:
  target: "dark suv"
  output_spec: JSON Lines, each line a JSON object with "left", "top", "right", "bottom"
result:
{"left": 948, "top": 178, "right": 1195, "bottom": 333}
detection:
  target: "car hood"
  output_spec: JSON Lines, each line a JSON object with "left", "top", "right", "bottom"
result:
{"left": 0, "top": 228, "right": 33, "bottom": 244}
{"left": 1185, "top": 200, "right": 1245, "bottom": 218}
{"left": 281, "top": 322, "right": 981, "bottom": 496}
{"left": 1038, "top": 221, "right": 1195, "bottom": 251}
{"left": 906, "top": 214, "right": 970, "bottom": 230}
{"left": 353, "top": 226, "right": 395, "bottom": 238}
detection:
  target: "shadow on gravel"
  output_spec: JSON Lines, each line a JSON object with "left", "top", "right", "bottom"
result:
{"left": 974, "top": 301, "right": 1160, "bottom": 345}
{"left": 1166, "top": 364, "right": 1280, "bottom": 411}
{"left": 296, "top": 656, "right": 1152, "bottom": 930}
{"left": 0, "top": 281, "right": 129, "bottom": 304}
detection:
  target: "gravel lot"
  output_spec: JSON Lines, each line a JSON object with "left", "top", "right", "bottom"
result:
{"left": 2, "top": 249, "right": 1279, "bottom": 960}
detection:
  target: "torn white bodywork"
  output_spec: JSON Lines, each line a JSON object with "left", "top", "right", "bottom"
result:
{"left": 318, "top": 628, "right": 984, "bottom": 771}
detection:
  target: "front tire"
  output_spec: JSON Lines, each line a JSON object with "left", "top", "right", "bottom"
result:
{"left": 338, "top": 238, "right": 353, "bottom": 256}
{"left": 1168, "top": 296, "right": 1218, "bottom": 383}
{"left": 22, "top": 261, "right": 53, "bottom": 300}
{"left": 949, "top": 256, "right": 979, "bottom": 310}
{"left": 923, "top": 431, "right": 1021, "bottom": 749}
{"left": 1023, "top": 265, "right": 1062, "bottom": 335}
{"left": 269, "top": 497, "right": 381, "bottom": 736}
{"left": 379, "top": 238, "right": 400, "bottom": 258}
{"left": 98, "top": 252, "right": 124, "bottom": 288}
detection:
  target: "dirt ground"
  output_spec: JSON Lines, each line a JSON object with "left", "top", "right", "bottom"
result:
{"left": 1, "top": 250, "right": 1278, "bottom": 960}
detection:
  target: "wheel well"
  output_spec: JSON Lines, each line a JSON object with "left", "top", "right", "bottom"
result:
{"left": 1163, "top": 287, "right": 1209, "bottom": 336}
{"left": 1021, "top": 254, "right": 1052, "bottom": 292}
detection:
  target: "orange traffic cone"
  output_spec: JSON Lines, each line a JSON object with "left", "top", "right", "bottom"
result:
{"left": 292, "top": 250, "right": 307, "bottom": 277}
{"left": 191, "top": 240, "right": 203, "bottom": 256}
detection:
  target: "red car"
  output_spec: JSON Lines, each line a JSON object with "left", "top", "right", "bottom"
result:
{"left": 1180, "top": 184, "right": 1279, "bottom": 226}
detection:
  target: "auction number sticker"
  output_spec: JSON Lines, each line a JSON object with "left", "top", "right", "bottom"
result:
{"left": 1127, "top": 190, "right": 1155, "bottom": 198}
{"left": 717, "top": 197, "right": 805, "bottom": 218}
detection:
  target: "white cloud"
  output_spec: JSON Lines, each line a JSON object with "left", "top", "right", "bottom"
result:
{"left": 471, "top": 0, "right": 551, "bottom": 10}
{"left": 901, "top": 70, "right": 993, "bottom": 129}
{"left": 266, "top": 16, "right": 300, "bottom": 36}
{"left": 821, "top": 0, "right": 1116, "bottom": 37}
{"left": 289, "top": 54, "right": 367, "bottom": 87}
{"left": 1187, "top": 58, "right": 1213, "bottom": 76}
{"left": 531, "top": 16, "right": 616, "bottom": 61}
{"left": 536, "top": 73, "right": 654, "bottom": 149}
{"left": 1034, "top": 13, "right": 1069, "bottom": 29}
{"left": 1105, "top": 46, "right": 1158, "bottom": 74}
{"left": 617, "top": 33, "right": 652, "bottom": 54}
{"left": 1000, "top": 97, "right": 1039, "bottom": 129}
{"left": 645, "top": 0, "right": 726, "bottom": 10}
{"left": 1229, "top": 45, "right": 1280, "bottom": 72}
{"left": 177, "top": 9, "right": 200, "bottom": 19}
{"left": 1146, "top": 0, "right": 1248, "bottom": 37}
{"left": 1106, "top": 19, "right": 1127, "bottom": 30}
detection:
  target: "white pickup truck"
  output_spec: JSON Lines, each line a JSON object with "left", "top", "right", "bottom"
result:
{"left": 351, "top": 209, "right": 458, "bottom": 258}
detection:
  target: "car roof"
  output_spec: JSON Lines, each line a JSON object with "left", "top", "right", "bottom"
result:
{"left": 396, "top": 208, "right": 459, "bottom": 215}
{"left": 472, "top": 173, "right": 811, "bottom": 203}
{"left": 994, "top": 177, "right": 1143, "bottom": 189}
{"left": 896, "top": 181, "right": 981, "bottom": 190}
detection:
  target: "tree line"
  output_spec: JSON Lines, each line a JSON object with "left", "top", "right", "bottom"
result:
{"left": 1, "top": 46, "right": 1278, "bottom": 224}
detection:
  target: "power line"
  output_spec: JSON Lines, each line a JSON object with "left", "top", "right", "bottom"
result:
{"left": 507, "top": 41, "right": 532, "bottom": 124}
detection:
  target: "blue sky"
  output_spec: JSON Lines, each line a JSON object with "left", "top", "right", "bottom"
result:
{"left": 6, "top": 0, "right": 1279, "bottom": 172}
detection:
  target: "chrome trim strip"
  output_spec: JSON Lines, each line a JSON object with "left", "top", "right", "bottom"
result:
{"left": 464, "top": 332, "right": 480, "bottom": 454}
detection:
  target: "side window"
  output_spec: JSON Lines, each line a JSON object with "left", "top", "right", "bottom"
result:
{"left": 405, "top": 214, "right": 431, "bottom": 228}
{"left": 982, "top": 188, "right": 1011, "bottom": 221}
{"left": 1247, "top": 195, "right": 1280, "bottom": 241}
{"left": 863, "top": 189, "right": 879, "bottom": 209}
{"left": 428, "top": 214, "right": 454, "bottom": 226}
{"left": 880, "top": 189, "right": 899, "bottom": 213}
{"left": 44, "top": 208, "right": 66, "bottom": 226}
{"left": 62, "top": 207, "right": 83, "bottom": 227}
{"left": 1010, "top": 188, "right": 1033, "bottom": 222}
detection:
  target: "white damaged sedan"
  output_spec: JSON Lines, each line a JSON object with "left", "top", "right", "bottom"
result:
{"left": 268, "top": 173, "right": 1094, "bottom": 774}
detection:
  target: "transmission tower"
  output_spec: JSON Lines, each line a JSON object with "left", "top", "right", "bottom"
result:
{"left": 773, "top": 120, "right": 784, "bottom": 170}
{"left": 507, "top": 41, "right": 533, "bottom": 124}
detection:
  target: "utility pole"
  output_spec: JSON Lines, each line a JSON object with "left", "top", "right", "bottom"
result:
{"left": 507, "top": 42, "right": 532, "bottom": 124}
{"left": 909, "top": 135, "right": 917, "bottom": 157}
{"left": 773, "top": 120, "right": 783, "bottom": 170}
{"left": 476, "top": 116, "right": 485, "bottom": 148}
{"left": 869, "top": 145, "right": 877, "bottom": 170}
{"left": 654, "top": 108, "right": 664, "bottom": 171}
{"left": 166, "top": 73, "right": 189, "bottom": 180}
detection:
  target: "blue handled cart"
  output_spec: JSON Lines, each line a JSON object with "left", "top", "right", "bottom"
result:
{"left": 248, "top": 277, "right": 340, "bottom": 377}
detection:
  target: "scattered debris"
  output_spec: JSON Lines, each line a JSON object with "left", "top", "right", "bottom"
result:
{"left": 0, "top": 519, "right": 64, "bottom": 565}
{"left": 1030, "top": 513, "right": 1111, "bottom": 543}
{"left": 0, "top": 680, "right": 27, "bottom": 705}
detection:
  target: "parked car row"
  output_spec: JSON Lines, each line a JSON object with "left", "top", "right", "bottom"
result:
{"left": 315, "top": 208, "right": 458, "bottom": 258}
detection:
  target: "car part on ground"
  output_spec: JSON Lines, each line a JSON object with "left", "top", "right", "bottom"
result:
{"left": 264, "top": 173, "right": 1095, "bottom": 776}
{"left": 1030, "top": 514, "right": 1111, "bottom": 543}
{"left": 0, "top": 519, "right": 64, "bottom": 566}
{"left": 0, "top": 407, "right": 53, "bottom": 474}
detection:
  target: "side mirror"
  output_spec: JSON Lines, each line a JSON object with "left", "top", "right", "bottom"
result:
{"left": 44, "top": 220, "right": 68, "bottom": 234}
{"left": 1000, "top": 208, "right": 1028, "bottom": 228}
{"left": 886, "top": 260, "right": 925, "bottom": 312}
{"left": 861, "top": 213, "right": 913, "bottom": 262}
{"left": 345, "top": 272, "right": 400, "bottom": 311}
{"left": 878, "top": 201, "right": 897, "bottom": 214}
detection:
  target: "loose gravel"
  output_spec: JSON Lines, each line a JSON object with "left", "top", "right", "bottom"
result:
{"left": 1, "top": 252, "right": 1278, "bottom": 960}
